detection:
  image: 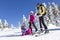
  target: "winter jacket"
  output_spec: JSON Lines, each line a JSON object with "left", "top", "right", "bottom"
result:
{"left": 37, "top": 5, "right": 46, "bottom": 16}
{"left": 26, "top": 28, "right": 32, "bottom": 35}
{"left": 30, "top": 14, "right": 35, "bottom": 23}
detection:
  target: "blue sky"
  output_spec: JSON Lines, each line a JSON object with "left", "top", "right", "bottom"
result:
{"left": 0, "top": 0, "right": 60, "bottom": 27}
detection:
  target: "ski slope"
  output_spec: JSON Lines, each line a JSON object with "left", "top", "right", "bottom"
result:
{"left": 0, "top": 24, "right": 60, "bottom": 40}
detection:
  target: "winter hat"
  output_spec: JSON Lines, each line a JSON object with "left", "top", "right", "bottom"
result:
{"left": 30, "top": 11, "right": 34, "bottom": 13}
{"left": 37, "top": 3, "right": 42, "bottom": 6}
{"left": 37, "top": 3, "right": 40, "bottom": 5}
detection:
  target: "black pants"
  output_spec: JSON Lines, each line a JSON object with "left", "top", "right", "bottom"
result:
{"left": 39, "top": 16, "right": 48, "bottom": 31}
{"left": 29, "top": 22, "right": 38, "bottom": 32}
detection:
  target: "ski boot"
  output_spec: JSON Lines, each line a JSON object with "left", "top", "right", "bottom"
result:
{"left": 44, "top": 29, "right": 49, "bottom": 34}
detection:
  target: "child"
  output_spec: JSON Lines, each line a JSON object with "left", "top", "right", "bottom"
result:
{"left": 26, "top": 27, "right": 32, "bottom": 35}
{"left": 21, "top": 24, "right": 26, "bottom": 36}
{"left": 29, "top": 11, "right": 38, "bottom": 33}
{"left": 21, "top": 23, "right": 32, "bottom": 36}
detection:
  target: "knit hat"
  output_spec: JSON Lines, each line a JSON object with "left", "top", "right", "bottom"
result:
{"left": 30, "top": 11, "right": 34, "bottom": 13}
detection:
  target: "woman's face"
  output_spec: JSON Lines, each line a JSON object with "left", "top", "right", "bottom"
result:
{"left": 38, "top": 5, "right": 41, "bottom": 8}
{"left": 38, "top": 5, "right": 40, "bottom": 7}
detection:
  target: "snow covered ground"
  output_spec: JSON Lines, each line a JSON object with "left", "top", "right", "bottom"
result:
{"left": 0, "top": 24, "right": 60, "bottom": 40}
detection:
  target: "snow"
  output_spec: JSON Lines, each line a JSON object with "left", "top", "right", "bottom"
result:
{"left": 0, "top": 24, "right": 60, "bottom": 40}
{"left": 0, "top": 31, "right": 60, "bottom": 40}
{"left": 20, "top": 31, "right": 60, "bottom": 40}
{"left": 0, "top": 28, "right": 21, "bottom": 36}
{"left": 48, "top": 24, "right": 60, "bottom": 29}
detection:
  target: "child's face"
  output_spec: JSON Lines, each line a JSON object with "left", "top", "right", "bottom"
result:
{"left": 21, "top": 25, "right": 24, "bottom": 28}
{"left": 30, "top": 13, "right": 33, "bottom": 15}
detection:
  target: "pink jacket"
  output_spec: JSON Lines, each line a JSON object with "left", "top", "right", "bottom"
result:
{"left": 26, "top": 28, "right": 32, "bottom": 35}
{"left": 30, "top": 14, "right": 35, "bottom": 23}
